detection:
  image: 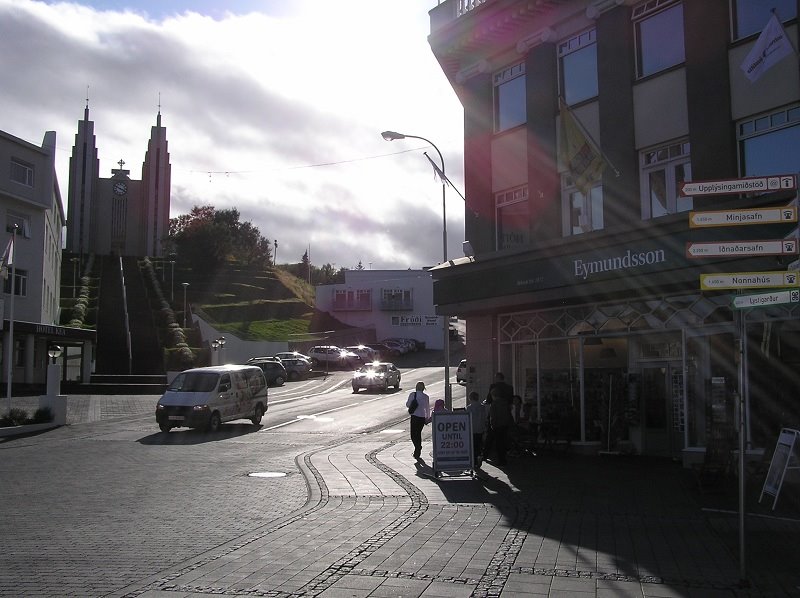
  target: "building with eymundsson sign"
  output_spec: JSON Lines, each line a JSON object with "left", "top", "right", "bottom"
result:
{"left": 428, "top": 0, "right": 800, "bottom": 462}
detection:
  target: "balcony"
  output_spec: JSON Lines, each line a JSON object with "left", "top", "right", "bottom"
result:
{"left": 332, "top": 291, "right": 372, "bottom": 311}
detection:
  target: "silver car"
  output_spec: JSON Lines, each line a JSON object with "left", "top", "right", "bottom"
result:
{"left": 352, "top": 362, "right": 401, "bottom": 393}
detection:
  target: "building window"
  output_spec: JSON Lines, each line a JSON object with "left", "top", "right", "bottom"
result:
{"left": 3, "top": 268, "right": 27, "bottom": 297}
{"left": 6, "top": 212, "right": 31, "bottom": 238}
{"left": 381, "top": 288, "right": 413, "bottom": 310}
{"left": 494, "top": 63, "right": 526, "bottom": 133}
{"left": 559, "top": 29, "right": 598, "bottom": 106}
{"left": 732, "top": 0, "right": 796, "bottom": 40}
{"left": 496, "top": 185, "right": 529, "bottom": 249}
{"left": 562, "top": 177, "right": 603, "bottom": 236}
{"left": 633, "top": 1, "right": 685, "bottom": 78}
{"left": 739, "top": 105, "right": 800, "bottom": 176}
{"left": 640, "top": 140, "right": 692, "bottom": 219}
{"left": 10, "top": 159, "right": 34, "bottom": 187}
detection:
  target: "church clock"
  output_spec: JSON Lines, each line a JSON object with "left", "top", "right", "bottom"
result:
{"left": 113, "top": 181, "right": 128, "bottom": 196}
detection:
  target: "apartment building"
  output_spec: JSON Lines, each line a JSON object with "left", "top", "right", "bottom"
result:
{"left": 0, "top": 128, "right": 94, "bottom": 389}
{"left": 428, "top": 0, "right": 800, "bottom": 460}
{"left": 315, "top": 269, "right": 444, "bottom": 350}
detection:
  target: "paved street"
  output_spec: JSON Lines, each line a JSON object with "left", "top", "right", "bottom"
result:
{"left": 2, "top": 393, "right": 800, "bottom": 597}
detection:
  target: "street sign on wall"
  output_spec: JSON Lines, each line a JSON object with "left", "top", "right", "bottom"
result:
{"left": 686, "top": 239, "right": 798, "bottom": 258}
{"left": 733, "top": 289, "right": 800, "bottom": 309}
{"left": 681, "top": 175, "right": 797, "bottom": 197}
{"left": 700, "top": 271, "right": 799, "bottom": 290}
{"left": 689, "top": 206, "right": 797, "bottom": 228}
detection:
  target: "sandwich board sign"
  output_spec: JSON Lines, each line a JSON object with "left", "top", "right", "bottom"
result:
{"left": 432, "top": 411, "right": 473, "bottom": 477}
{"left": 760, "top": 428, "right": 800, "bottom": 510}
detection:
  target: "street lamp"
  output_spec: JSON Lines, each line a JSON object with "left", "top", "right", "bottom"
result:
{"left": 169, "top": 255, "right": 176, "bottom": 302}
{"left": 182, "top": 282, "right": 189, "bottom": 328}
{"left": 47, "top": 345, "right": 63, "bottom": 365}
{"left": 218, "top": 336, "right": 226, "bottom": 364}
{"left": 70, "top": 257, "right": 79, "bottom": 298}
{"left": 381, "top": 130, "right": 452, "bottom": 409}
{"left": 274, "top": 239, "right": 278, "bottom": 266}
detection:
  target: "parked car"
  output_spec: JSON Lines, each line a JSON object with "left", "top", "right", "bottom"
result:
{"left": 279, "top": 356, "right": 313, "bottom": 380}
{"left": 307, "top": 345, "right": 362, "bottom": 369}
{"left": 352, "top": 362, "right": 401, "bottom": 393}
{"left": 346, "top": 345, "right": 379, "bottom": 363}
{"left": 456, "top": 359, "right": 467, "bottom": 385}
{"left": 364, "top": 343, "right": 400, "bottom": 360}
{"left": 380, "top": 339, "right": 408, "bottom": 355}
{"left": 246, "top": 357, "right": 288, "bottom": 386}
{"left": 274, "top": 351, "right": 311, "bottom": 362}
{"left": 155, "top": 365, "right": 268, "bottom": 433}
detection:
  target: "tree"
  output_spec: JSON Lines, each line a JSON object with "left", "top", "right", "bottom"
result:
{"left": 168, "top": 205, "right": 272, "bottom": 269}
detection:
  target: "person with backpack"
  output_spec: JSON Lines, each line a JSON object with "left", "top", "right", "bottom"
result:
{"left": 406, "top": 381, "right": 431, "bottom": 461}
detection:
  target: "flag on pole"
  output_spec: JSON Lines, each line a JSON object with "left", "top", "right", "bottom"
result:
{"left": 559, "top": 101, "right": 605, "bottom": 196}
{"left": 0, "top": 236, "right": 13, "bottom": 280}
{"left": 740, "top": 12, "right": 795, "bottom": 83}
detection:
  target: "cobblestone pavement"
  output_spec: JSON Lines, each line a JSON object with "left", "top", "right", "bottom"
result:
{"left": 2, "top": 395, "right": 800, "bottom": 597}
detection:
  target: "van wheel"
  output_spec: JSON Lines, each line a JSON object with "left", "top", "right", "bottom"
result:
{"left": 395, "top": 378, "right": 401, "bottom": 390}
{"left": 251, "top": 404, "right": 264, "bottom": 426}
{"left": 274, "top": 375, "right": 285, "bottom": 387}
{"left": 159, "top": 422, "right": 172, "bottom": 433}
{"left": 207, "top": 411, "right": 222, "bottom": 433}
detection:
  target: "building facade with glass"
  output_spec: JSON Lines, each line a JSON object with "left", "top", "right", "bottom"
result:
{"left": 429, "top": 0, "right": 800, "bottom": 461}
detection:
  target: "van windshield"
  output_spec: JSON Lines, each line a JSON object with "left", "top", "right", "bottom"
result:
{"left": 168, "top": 372, "right": 219, "bottom": 393}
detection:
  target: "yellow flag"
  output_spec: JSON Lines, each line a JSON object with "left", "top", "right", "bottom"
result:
{"left": 559, "top": 102, "right": 605, "bottom": 196}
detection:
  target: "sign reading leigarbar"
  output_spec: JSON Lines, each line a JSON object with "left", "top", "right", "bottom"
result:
{"left": 700, "top": 271, "right": 799, "bottom": 290}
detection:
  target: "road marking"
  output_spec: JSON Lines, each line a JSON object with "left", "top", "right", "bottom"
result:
{"left": 260, "top": 403, "right": 358, "bottom": 431}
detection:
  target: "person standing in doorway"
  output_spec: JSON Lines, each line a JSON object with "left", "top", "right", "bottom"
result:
{"left": 488, "top": 387, "right": 514, "bottom": 466}
{"left": 466, "top": 391, "right": 487, "bottom": 469}
{"left": 483, "top": 372, "right": 514, "bottom": 461}
{"left": 407, "top": 381, "right": 431, "bottom": 461}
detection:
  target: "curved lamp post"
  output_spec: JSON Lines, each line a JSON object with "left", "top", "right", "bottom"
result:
{"left": 381, "top": 130, "right": 452, "bottom": 409}
{"left": 181, "top": 282, "right": 189, "bottom": 328}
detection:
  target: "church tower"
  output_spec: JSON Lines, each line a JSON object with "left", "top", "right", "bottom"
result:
{"left": 65, "top": 104, "right": 171, "bottom": 258}
{"left": 140, "top": 110, "right": 171, "bottom": 257}
{"left": 66, "top": 102, "right": 99, "bottom": 256}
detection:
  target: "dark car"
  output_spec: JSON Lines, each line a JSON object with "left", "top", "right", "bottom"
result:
{"left": 246, "top": 358, "right": 287, "bottom": 386}
{"left": 352, "top": 362, "right": 401, "bottom": 393}
{"left": 364, "top": 343, "right": 400, "bottom": 360}
{"left": 279, "top": 356, "right": 313, "bottom": 381}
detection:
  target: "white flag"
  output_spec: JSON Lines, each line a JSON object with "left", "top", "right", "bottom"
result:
{"left": 741, "top": 13, "right": 795, "bottom": 83}
{"left": 0, "top": 236, "right": 13, "bottom": 280}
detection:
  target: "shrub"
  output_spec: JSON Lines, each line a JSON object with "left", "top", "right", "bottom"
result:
{"left": 31, "top": 407, "right": 53, "bottom": 424}
{"left": 0, "top": 408, "right": 30, "bottom": 427}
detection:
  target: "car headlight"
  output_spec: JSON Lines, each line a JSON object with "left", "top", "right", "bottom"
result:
{"left": 156, "top": 404, "right": 165, "bottom": 410}
{"left": 193, "top": 405, "right": 208, "bottom": 411}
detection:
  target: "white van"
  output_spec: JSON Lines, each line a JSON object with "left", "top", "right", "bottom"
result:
{"left": 155, "top": 365, "right": 268, "bottom": 433}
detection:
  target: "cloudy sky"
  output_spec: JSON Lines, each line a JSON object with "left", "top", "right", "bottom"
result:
{"left": 1, "top": 0, "right": 465, "bottom": 270}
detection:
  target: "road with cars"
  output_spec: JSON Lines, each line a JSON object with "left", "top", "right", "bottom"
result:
{"left": 0, "top": 365, "right": 465, "bottom": 597}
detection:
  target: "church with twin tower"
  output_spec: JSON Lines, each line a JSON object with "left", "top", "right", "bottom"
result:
{"left": 65, "top": 103, "right": 171, "bottom": 258}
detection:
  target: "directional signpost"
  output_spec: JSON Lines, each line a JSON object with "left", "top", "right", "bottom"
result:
{"left": 700, "top": 271, "right": 799, "bottom": 291}
{"left": 680, "top": 175, "right": 796, "bottom": 197}
{"left": 687, "top": 239, "right": 798, "bottom": 258}
{"left": 733, "top": 289, "right": 800, "bottom": 309}
{"left": 689, "top": 206, "right": 797, "bottom": 228}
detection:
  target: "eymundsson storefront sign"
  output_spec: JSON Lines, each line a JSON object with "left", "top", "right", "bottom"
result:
{"left": 573, "top": 248, "right": 667, "bottom": 281}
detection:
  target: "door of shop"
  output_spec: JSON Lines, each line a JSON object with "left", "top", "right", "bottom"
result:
{"left": 641, "top": 363, "right": 683, "bottom": 459}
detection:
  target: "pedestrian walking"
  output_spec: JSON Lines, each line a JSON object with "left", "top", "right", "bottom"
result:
{"left": 466, "top": 391, "right": 486, "bottom": 468}
{"left": 406, "top": 381, "right": 431, "bottom": 461}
